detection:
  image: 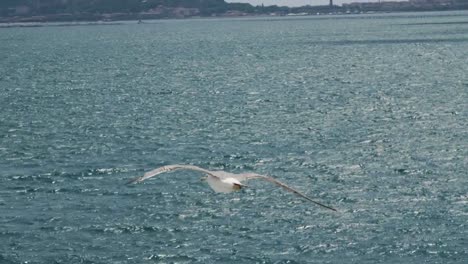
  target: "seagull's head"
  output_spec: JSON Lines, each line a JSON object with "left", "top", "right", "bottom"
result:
{"left": 222, "top": 178, "right": 247, "bottom": 191}
{"left": 232, "top": 183, "right": 243, "bottom": 191}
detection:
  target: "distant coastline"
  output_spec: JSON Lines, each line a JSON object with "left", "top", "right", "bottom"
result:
{"left": 1, "top": 0, "right": 467, "bottom": 25}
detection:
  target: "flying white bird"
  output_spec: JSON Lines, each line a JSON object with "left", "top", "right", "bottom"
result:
{"left": 128, "top": 164, "right": 337, "bottom": 211}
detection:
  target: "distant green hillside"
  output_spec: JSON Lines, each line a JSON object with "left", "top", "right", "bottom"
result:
{"left": 0, "top": 0, "right": 254, "bottom": 16}
{"left": 2, "top": 0, "right": 467, "bottom": 21}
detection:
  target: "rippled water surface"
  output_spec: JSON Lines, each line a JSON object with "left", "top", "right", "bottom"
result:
{"left": 1, "top": 11, "right": 467, "bottom": 263}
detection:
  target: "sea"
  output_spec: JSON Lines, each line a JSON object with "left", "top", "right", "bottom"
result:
{"left": 0, "top": 11, "right": 467, "bottom": 264}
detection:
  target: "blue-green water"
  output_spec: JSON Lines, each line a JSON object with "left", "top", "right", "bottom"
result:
{"left": 1, "top": 11, "right": 467, "bottom": 263}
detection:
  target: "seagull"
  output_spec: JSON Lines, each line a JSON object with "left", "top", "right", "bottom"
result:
{"left": 128, "top": 164, "right": 337, "bottom": 211}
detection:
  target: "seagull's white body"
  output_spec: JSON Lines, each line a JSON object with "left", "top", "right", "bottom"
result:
{"left": 206, "top": 175, "right": 243, "bottom": 193}
{"left": 128, "top": 164, "right": 336, "bottom": 211}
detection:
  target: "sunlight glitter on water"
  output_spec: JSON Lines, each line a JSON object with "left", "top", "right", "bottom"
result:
{"left": 1, "top": 11, "right": 468, "bottom": 264}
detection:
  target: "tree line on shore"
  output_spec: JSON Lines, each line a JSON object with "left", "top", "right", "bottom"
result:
{"left": 1, "top": 0, "right": 467, "bottom": 20}
{"left": 0, "top": 0, "right": 270, "bottom": 16}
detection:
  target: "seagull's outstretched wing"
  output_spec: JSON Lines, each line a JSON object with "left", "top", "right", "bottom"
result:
{"left": 127, "top": 164, "right": 217, "bottom": 184}
{"left": 236, "top": 173, "right": 337, "bottom": 211}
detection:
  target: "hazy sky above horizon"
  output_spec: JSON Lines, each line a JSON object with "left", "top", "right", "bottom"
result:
{"left": 226, "top": 0, "right": 405, "bottom": 7}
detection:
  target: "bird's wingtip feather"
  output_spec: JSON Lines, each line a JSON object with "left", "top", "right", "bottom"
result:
{"left": 126, "top": 176, "right": 142, "bottom": 185}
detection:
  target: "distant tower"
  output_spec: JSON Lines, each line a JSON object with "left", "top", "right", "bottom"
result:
{"left": 329, "top": 0, "right": 333, "bottom": 7}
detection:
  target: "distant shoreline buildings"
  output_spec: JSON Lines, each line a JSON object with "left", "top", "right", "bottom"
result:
{"left": 342, "top": 0, "right": 467, "bottom": 13}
